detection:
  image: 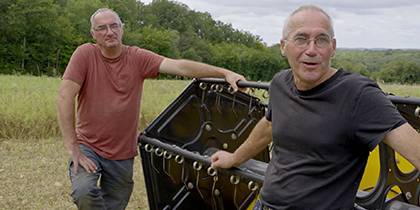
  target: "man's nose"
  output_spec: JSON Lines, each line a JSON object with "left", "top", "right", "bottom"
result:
{"left": 305, "top": 40, "right": 318, "bottom": 55}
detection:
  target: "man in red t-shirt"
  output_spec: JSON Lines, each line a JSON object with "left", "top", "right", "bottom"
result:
{"left": 56, "top": 8, "right": 245, "bottom": 210}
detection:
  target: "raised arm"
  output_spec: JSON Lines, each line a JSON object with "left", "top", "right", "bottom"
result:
{"left": 383, "top": 122, "right": 420, "bottom": 170}
{"left": 211, "top": 117, "right": 273, "bottom": 169}
{"left": 159, "top": 58, "right": 246, "bottom": 92}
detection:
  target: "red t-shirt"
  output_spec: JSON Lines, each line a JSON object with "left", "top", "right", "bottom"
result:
{"left": 63, "top": 43, "right": 164, "bottom": 160}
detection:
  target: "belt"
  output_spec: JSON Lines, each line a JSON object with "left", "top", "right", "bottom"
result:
{"left": 262, "top": 204, "right": 273, "bottom": 210}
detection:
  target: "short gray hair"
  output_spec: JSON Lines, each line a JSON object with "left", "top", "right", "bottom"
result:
{"left": 282, "top": 5, "right": 334, "bottom": 39}
{"left": 90, "top": 8, "right": 122, "bottom": 28}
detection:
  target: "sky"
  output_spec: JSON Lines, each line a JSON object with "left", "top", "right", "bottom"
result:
{"left": 142, "top": 0, "right": 420, "bottom": 49}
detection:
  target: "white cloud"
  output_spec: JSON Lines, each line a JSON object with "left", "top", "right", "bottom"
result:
{"left": 143, "top": 0, "right": 420, "bottom": 49}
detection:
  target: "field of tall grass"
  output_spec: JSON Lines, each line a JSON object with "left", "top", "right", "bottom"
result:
{"left": 0, "top": 75, "right": 190, "bottom": 210}
{"left": 1, "top": 74, "right": 420, "bottom": 209}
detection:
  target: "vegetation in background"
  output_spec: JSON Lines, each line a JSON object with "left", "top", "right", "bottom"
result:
{"left": 0, "top": 0, "right": 289, "bottom": 81}
{"left": 0, "top": 75, "right": 190, "bottom": 140}
{"left": 1, "top": 0, "right": 420, "bottom": 83}
{"left": 331, "top": 49, "right": 420, "bottom": 84}
{"left": 0, "top": 76, "right": 61, "bottom": 139}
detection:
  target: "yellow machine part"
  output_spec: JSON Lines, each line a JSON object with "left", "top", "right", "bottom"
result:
{"left": 359, "top": 146, "right": 415, "bottom": 198}
{"left": 247, "top": 195, "right": 259, "bottom": 210}
{"left": 246, "top": 146, "right": 415, "bottom": 209}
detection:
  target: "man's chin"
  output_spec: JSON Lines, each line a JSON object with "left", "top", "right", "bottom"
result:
{"left": 104, "top": 43, "right": 120, "bottom": 48}
{"left": 105, "top": 39, "right": 119, "bottom": 45}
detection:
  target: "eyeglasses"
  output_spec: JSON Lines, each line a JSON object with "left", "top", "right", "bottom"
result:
{"left": 284, "top": 36, "right": 333, "bottom": 48}
{"left": 92, "top": 23, "right": 124, "bottom": 34}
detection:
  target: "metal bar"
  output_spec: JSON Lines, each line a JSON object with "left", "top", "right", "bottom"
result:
{"left": 385, "top": 200, "right": 420, "bottom": 210}
{"left": 387, "top": 95, "right": 420, "bottom": 105}
{"left": 196, "top": 78, "right": 270, "bottom": 89}
{"left": 196, "top": 78, "right": 420, "bottom": 106}
{"left": 139, "top": 134, "right": 265, "bottom": 182}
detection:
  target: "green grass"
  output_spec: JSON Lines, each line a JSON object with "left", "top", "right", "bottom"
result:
{"left": 0, "top": 75, "right": 191, "bottom": 139}
{"left": 0, "top": 74, "right": 418, "bottom": 140}
{"left": 380, "top": 83, "right": 420, "bottom": 97}
{"left": 1, "top": 74, "right": 419, "bottom": 209}
{"left": 0, "top": 75, "right": 62, "bottom": 139}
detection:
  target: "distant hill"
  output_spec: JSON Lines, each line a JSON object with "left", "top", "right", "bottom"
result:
{"left": 338, "top": 47, "right": 420, "bottom": 51}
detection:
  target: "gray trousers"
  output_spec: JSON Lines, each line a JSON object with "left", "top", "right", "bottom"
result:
{"left": 253, "top": 199, "right": 268, "bottom": 210}
{"left": 69, "top": 144, "right": 134, "bottom": 210}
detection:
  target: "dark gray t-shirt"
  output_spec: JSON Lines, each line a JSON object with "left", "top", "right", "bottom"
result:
{"left": 261, "top": 68, "right": 406, "bottom": 210}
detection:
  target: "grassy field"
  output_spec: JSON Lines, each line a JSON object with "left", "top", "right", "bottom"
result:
{"left": 0, "top": 75, "right": 190, "bottom": 210}
{"left": 1, "top": 74, "right": 420, "bottom": 209}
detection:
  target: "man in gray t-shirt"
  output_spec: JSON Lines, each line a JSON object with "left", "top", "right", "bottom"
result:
{"left": 211, "top": 5, "right": 420, "bottom": 210}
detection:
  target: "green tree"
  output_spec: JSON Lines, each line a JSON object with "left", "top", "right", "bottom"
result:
{"left": 208, "top": 43, "right": 242, "bottom": 74}
{"left": 207, "top": 42, "right": 288, "bottom": 81}
{"left": 378, "top": 59, "right": 420, "bottom": 84}
{"left": 0, "top": 0, "right": 15, "bottom": 74}
{"left": 126, "top": 26, "right": 180, "bottom": 59}
{"left": 139, "top": 0, "right": 261, "bottom": 48}
{"left": 100, "top": 0, "right": 143, "bottom": 28}
{"left": 54, "top": 14, "right": 85, "bottom": 76}
{"left": 177, "top": 27, "right": 212, "bottom": 62}
{"left": 65, "top": 0, "right": 106, "bottom": 43}
{"left": 400, "top": 61, "right": 420, "bottom": 84}
{"left": 140, "top": 0, "right": 190, "bottom": 33}
{"left": 3, "top": 0, "right": 61, "bottom": 75}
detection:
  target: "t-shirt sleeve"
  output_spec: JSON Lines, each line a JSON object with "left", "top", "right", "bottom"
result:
{"left": 265, "top": 101, "right": 273, "bottom": 122}
{"left": 131, "top": 47, "right": 164, "bottom": 79}
{"left": 351, "top": 83, "right": 406, "bottom": 151}
{"left": 62, "top": 45, "right": 89, "bottom": 86}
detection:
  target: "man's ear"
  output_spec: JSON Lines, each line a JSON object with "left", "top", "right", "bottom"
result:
{"left": 330, "top": 38, "right": 337, "bottom": 57}
{"left": 90, "top": 30, "right": 96, "bottom": 40}
{"left": 280, "top": 39, "right": 286, "bottom": 57}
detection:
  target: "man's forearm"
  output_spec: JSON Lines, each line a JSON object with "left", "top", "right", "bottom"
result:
{"left": 232, "top": 117, "right": 272, "bottom": 166}
{"left": 159, "top": 59, "right": 245, "bottom": 91}
{"left": 56, "top": 96, "right": 79, "bottom": 151}
{"left": 160, "top": 59, "right": 231, "bottom": 78}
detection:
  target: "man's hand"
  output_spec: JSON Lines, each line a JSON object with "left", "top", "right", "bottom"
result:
{"left": 211, "top": 150, "right": 239, "bottom": 169}
{"left": 225, "top": 72, "right": 247, "bottom": 92}
{"left": 69, "top": 147, "right": 97, "bottom": 175}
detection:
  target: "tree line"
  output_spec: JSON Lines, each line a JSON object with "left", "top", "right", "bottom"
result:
{"left": 1, "top": 0, "right": 419, "bottom": 84}
{"left": 332, "top": 49, "right": 420, "bottom": 84}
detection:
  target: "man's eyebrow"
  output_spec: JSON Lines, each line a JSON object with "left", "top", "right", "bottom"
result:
{"left": 295, "top": 31, "right": 308, "bottom": 36}
{"left": 292, "top": 31, "right": 331, "bottom": 38}
{"left": 319, "top": 32, "right": 331, "bottom": 38}
{"left": 97, "top": 23, "right": 119, "bottom": 27}
{"left": 295, "top": 31, "right": 330, "bottom": 36}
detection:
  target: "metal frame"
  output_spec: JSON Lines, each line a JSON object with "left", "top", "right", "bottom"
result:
{"left": 138, "top": 78, "right": 420, "bottom": 210}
